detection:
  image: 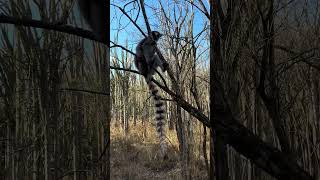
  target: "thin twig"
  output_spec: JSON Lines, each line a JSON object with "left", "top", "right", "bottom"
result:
{"left": 185, "top": 0, "right": 210, "bottom": 18}
{"left": 59, "top": 88, "right": 110, "bottom": 96}
{"left": 111, "top": 3, "right": 146, "bottom": 37}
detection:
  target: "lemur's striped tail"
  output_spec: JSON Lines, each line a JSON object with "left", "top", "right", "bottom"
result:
{"left": 146, "top": 78, "right": 167, "bottom": 157}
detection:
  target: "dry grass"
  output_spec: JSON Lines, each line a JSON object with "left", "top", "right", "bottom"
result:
{"left": 110, "top": 122, "right": 209, "bottom": 180}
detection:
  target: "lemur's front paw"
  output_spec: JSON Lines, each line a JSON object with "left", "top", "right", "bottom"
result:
{"left": 163, "top": 62, "right": 169, "bottom": 72}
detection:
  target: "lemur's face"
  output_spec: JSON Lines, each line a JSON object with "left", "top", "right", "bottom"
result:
{"left": 151, "top": 31, "right": 162, "bottom": 41}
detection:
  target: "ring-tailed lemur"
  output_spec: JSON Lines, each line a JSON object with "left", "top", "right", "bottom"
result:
{"left": 78, "top": 0, "right": 106, "bottom": 42}
{"left": 135, "top": 31, "right": 169, "bottom": 157}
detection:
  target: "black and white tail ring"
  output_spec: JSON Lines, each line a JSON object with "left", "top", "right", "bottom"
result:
{"left": 146, "top": 78, "right": 167, "bottom": 156}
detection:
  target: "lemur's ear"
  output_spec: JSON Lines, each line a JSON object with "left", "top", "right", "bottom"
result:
{"left": 78, "top": 0, "right": 106, "bottom": 42}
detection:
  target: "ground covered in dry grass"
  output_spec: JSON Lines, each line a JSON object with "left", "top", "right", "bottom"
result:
{"left": 110, "top": 123, "right": 208, "bottom": 180}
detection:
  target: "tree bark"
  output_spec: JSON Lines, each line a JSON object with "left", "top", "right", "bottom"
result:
{"left": 210, "top": 1, "right": 229, "bottom": 179}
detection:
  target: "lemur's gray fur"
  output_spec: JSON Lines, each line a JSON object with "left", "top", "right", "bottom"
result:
{"left": 135, "top": 31, "right": 169, "bottom": 156}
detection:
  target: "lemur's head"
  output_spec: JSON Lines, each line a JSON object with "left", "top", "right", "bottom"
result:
{"left": 151, "top": 31, "right": 162, "bottom": 41}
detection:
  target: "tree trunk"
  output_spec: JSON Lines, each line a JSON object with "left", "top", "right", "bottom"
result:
{"left": 100, "top": 45, "right": 110, "bottom": 180}
{"left": 210, "top": 1, "right": 229, "bottom": 180}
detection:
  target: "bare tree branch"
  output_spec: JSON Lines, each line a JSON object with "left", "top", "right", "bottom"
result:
{"left": 0, "top": 14, "right": 107, "bottom": 44}
{"left": 110, "top": 40, "right": 135, "bottom": 56}
{"left": 59, "top": 88, "right": 110, "bottom": 96}
{"left": 185, "top": 0, "right": 210, "bottom": 18}
{"left": 111, "top": 3, "right": 146, "bottom": 37}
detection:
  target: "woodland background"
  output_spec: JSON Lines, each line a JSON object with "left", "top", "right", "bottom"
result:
{"left": 0, "top": 0, "right": 319, "bottom": 180}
